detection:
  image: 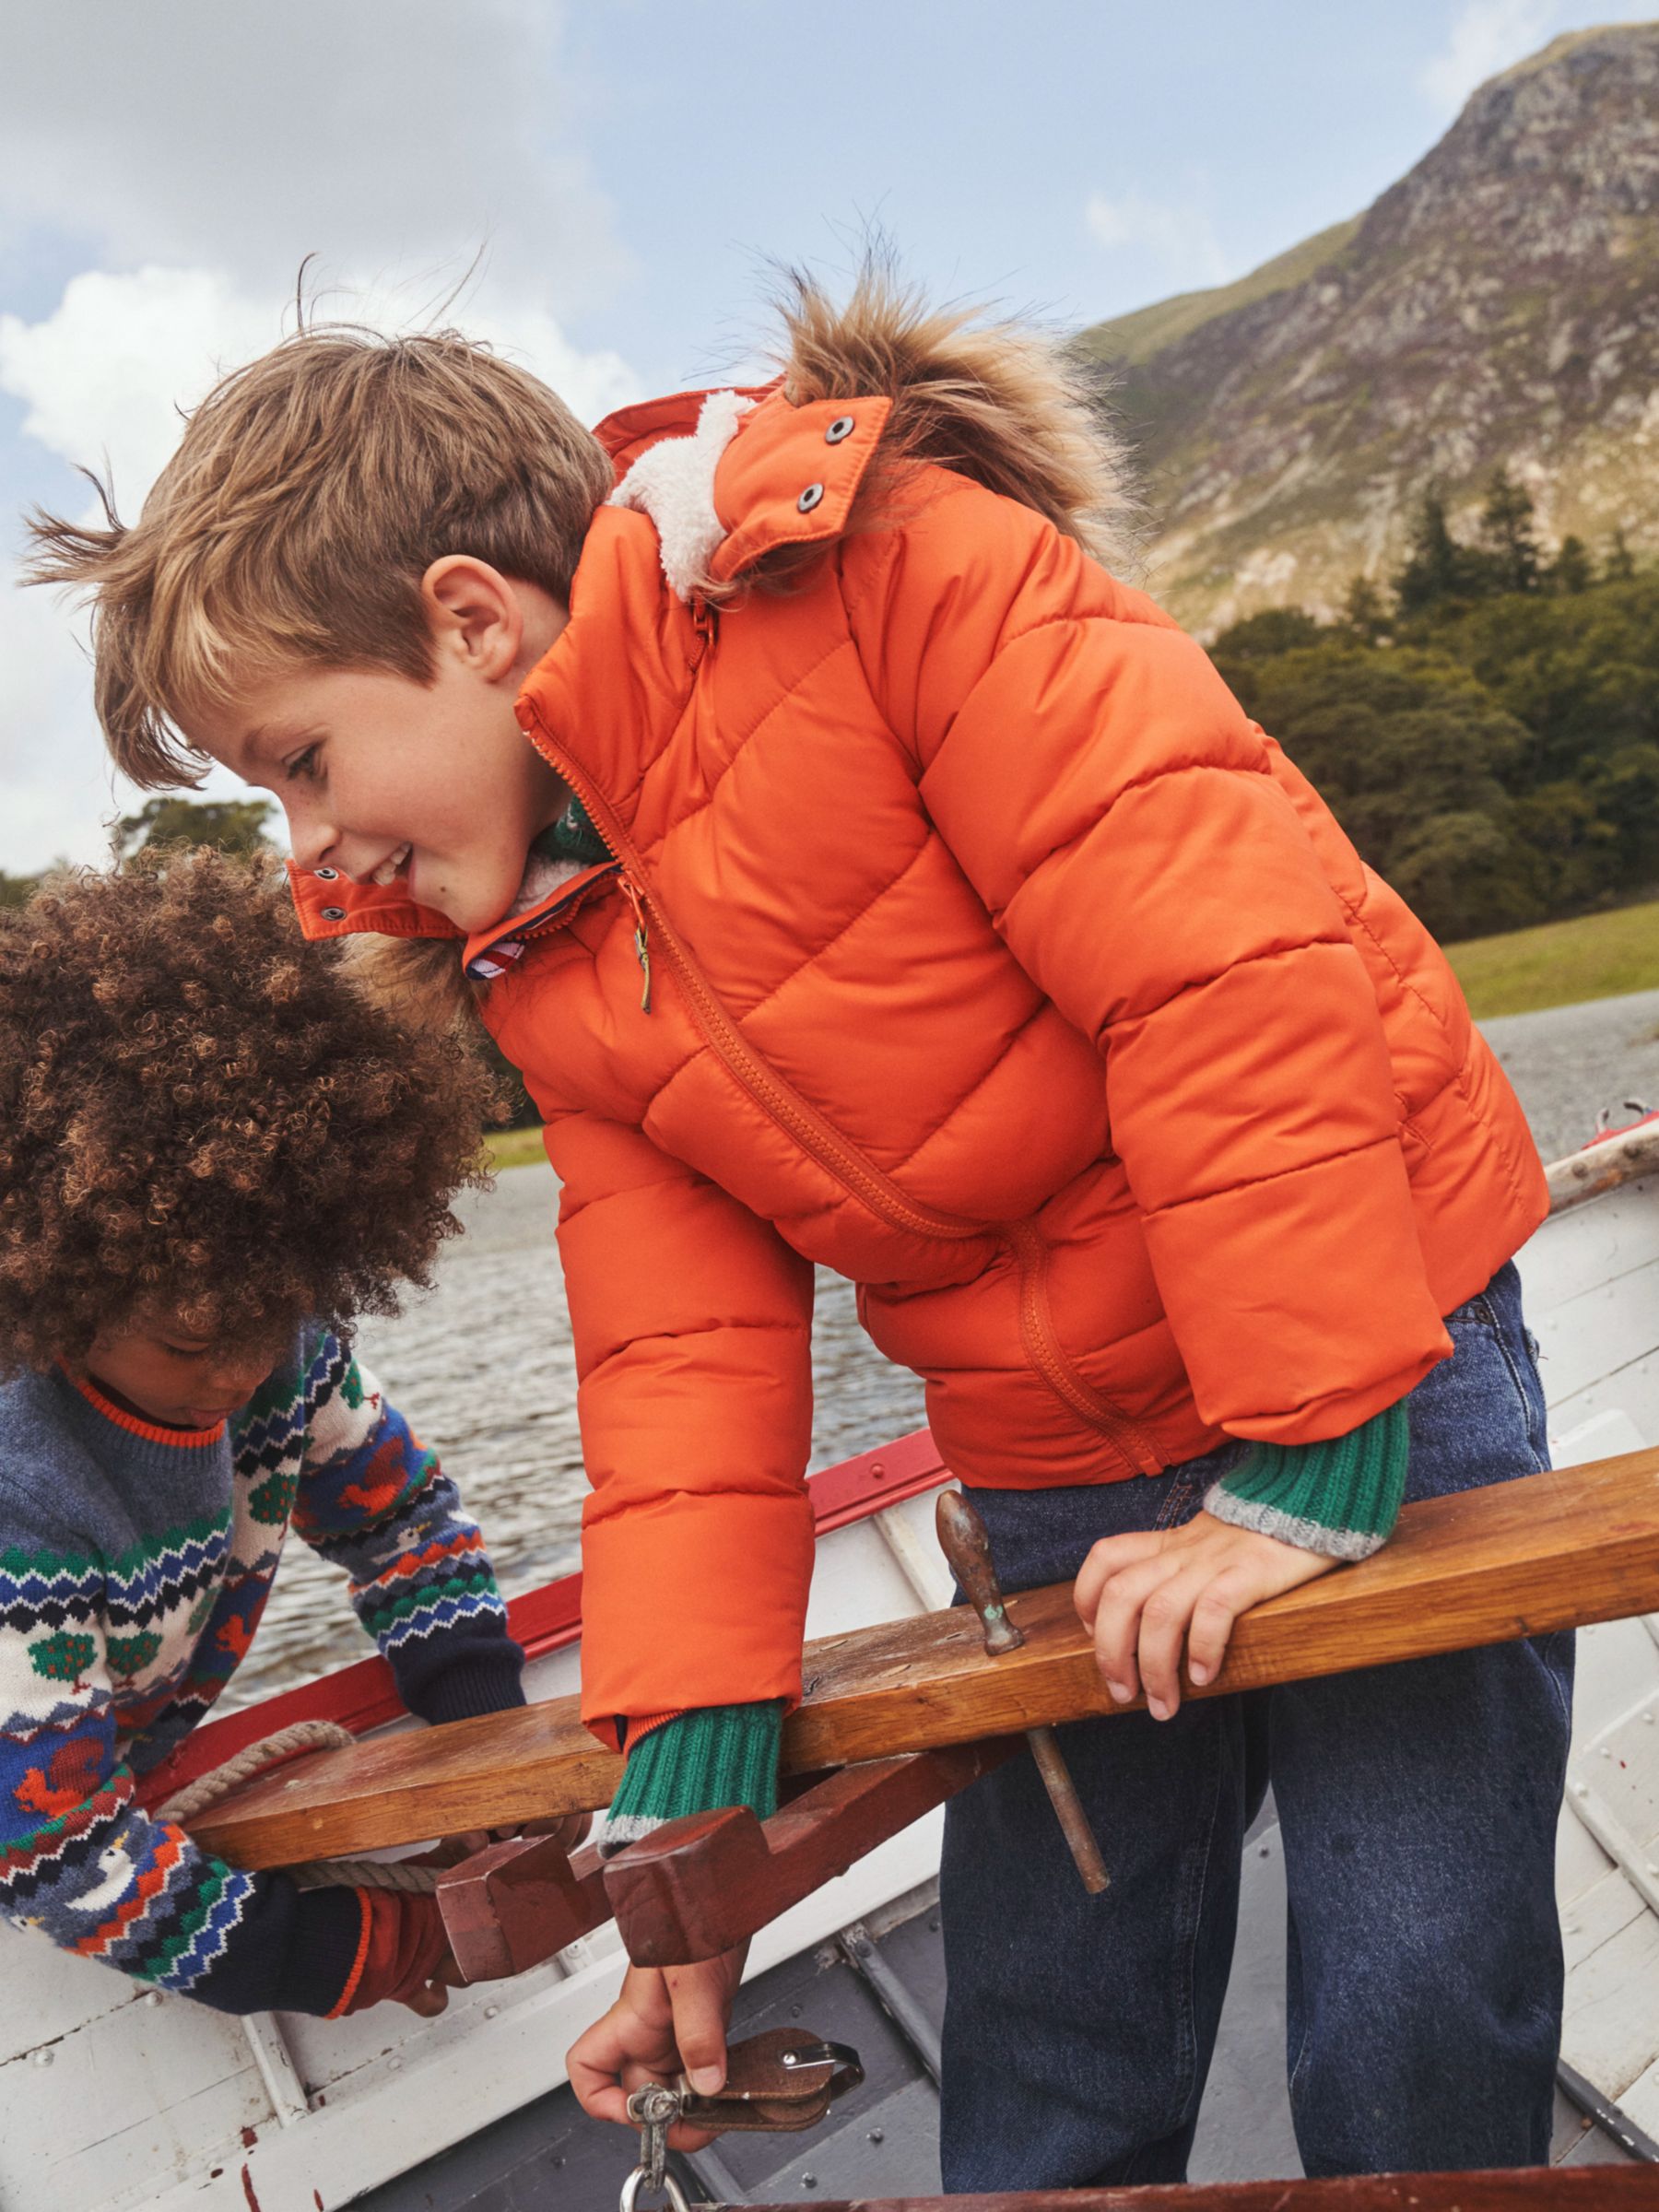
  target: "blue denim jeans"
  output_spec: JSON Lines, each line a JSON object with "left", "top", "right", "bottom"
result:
{"left": 938, "top": 1261, "right": 1573, "bottom": 2187}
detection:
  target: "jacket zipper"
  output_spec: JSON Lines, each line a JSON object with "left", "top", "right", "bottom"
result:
{"left": 518, "top": 700, "right": 1163, "bottom": 1469}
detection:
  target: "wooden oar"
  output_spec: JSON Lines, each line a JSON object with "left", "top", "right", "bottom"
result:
{"left": 193, "top": 1449, "right": 1659, "bottom": 1869}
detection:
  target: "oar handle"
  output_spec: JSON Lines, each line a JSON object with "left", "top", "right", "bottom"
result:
{"left": 936, "top": 1488, "right": 1025, "bottom": 1655}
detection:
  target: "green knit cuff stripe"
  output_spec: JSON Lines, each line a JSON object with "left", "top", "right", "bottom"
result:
{"left": 1205, "top": 1401, "right": 1411, "bottom": 1560}
{"left": 599, "top": 1700, "right": 783, "bottom": 1857}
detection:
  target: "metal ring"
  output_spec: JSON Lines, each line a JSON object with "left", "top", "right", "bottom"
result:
{"left": 825, "top": 414, "right": 855, "bottom": 444}
{"left": 312, "top": 866, "right": 338, "bottom": 880}
{"left": 320, "top": 906, "right": 347, "bottom": 922}
{"left": 796, "top": 482, "right": 825, "bottom": 513}
{"left": 619, "top": 2169, "right": 692, "bottom": 2212}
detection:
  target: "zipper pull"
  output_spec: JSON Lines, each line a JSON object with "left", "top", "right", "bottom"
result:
{"left": 622, "top": 876, "right": 653, "bottom": 1014}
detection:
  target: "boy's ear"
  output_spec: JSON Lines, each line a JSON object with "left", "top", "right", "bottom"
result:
{"left": 420, "top": 557, "right": 523, "bottom": 680}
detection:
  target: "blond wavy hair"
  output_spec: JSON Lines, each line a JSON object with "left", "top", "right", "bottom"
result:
{"left": 25, "top": 327, "right": 616, "bottom": 789}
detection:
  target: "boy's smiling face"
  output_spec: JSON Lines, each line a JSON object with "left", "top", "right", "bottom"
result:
{"left": 182, "top": 559, "right": 571, "bottom": 936}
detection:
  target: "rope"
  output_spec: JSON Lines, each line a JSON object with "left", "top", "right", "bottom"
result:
{"left": 157, "top": 1721, "right": 441, "bottom": 1893}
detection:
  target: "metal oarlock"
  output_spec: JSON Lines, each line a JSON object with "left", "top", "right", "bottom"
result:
{"left": 620, "top": 2085, "right": 691, "bottom": 2212}
{"left": 618, "top": 2034, "right": 865, "bottom": 2207}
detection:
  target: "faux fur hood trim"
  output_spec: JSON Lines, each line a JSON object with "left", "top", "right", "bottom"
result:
{"left": 610, "top": 389, "right": 757, "bottom": 603}
{"left": 767, "top": 262, "right": 1139, "bottom": 582}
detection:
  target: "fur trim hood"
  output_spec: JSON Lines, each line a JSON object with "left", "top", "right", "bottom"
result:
{"left": 597, "top": 265, "right": 1139, "bottom": 604}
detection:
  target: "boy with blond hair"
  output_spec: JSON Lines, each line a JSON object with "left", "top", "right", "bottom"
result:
{"left": 30, "top": 275, "right": 1568, "bottom": 2185}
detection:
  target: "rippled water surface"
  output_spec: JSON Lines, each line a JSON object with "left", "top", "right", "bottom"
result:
{"left": 228, "top": 1162, "right": 924, "bottom": 1707}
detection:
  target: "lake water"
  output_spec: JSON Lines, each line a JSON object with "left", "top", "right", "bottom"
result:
{"left": 229, "top": 987, "right": 1659, "bottom": 1706}
{"left": 224, "top": 1162, "right": 926, "bottom": 1708}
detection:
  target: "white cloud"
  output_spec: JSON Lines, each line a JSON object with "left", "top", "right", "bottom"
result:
{"left": 0, "top": 1, "right": 651, "bottom": 872}
{"left": 0, "top": 265, "right": 641, "bottom": 516}
{"left": 0, "top": 578, "right": 127, "bottom": 875}
{"left": 1418, "top": 0, "right": 1556, "bottom": 113}
{"left": 1084, "top": 191, "right": 1231, "bottom": 292}
{"left": 0, "top": 261, "right": 641, "bottom": 873}
{"left": 0, "top": 267, "right": 277, "bottom": 500}
{"left": 0, "top": 0, "right": 626, "bottom": 313}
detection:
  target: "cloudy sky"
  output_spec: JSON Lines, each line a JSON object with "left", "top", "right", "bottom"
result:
{"left": 2, "top": 0, "right": 1650, "bottom": 872}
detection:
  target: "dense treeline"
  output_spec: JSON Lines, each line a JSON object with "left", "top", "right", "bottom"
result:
{"left": 1213, "top": 473, "right": 1659, "bottom": 942}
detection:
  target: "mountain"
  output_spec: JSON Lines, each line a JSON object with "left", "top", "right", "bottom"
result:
{"left": 1079, "top": 23, "right": 1659, "bottom": 635}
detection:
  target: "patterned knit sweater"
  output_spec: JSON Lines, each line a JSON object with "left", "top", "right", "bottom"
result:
{"left": 0, "top": 1325, "right": 524, "bottom": 2015}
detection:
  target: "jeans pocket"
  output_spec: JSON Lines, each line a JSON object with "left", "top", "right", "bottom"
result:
{"left": 1406, "top": 1289, "right": 1549, "bottom": 1502}
{"left": 1156, "top": 1472, "right": 1207, "bottom": 1531}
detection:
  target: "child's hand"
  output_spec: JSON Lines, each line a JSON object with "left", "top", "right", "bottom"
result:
{"left": 567, "top": 1947, "right": 747, "bottom": 2147}
{"left": 1074, "top": 1511, "right": 1337, "bottom": 1719}
{"left": 342, "top": 1890, "right": 460, "bottom": 2016}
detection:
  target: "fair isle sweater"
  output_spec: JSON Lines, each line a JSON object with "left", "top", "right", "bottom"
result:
{"left": 0, "top": 1325, "right": 524, "bottom": 2016}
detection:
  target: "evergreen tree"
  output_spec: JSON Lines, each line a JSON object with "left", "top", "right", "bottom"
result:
{"left": 1477, "top": 466, "right": 1541, "bottom": 594}
{"left": 1343, "top": 575, "right": 1390, "bottom": 641}
{"left": 1549, "top": 535, "right": 1593, "bottom": 594}
{"left": 1605, "top": 528, "right": 1638, "bottom": 582}
{"left": 1394, "top": 489, "right": 1472, "bottom": 614}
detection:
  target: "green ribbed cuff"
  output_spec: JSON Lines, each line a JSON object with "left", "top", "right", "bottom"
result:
{"left": 599, "top": 1701, "right": 783, "bottom": 1857}
{"left": 1205, "top": 1400, "right": 1411, "bottom": 1560}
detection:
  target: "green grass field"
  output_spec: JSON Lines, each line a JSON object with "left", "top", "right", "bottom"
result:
{"left": 1446, "top": 899, "right": 1659, "bottom": 1019}
{"left": 481, "top": 1124, "right": 547, "bottom": 1173}
{"left": 476, "top": 901, "right": 1659, "bottom": 1167}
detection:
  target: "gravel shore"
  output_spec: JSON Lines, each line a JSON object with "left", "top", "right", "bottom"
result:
{"left": 1478, "top": 987, "right": 1659, "bottom": 1164}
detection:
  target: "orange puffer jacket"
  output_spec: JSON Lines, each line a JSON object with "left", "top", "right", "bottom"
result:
{"left": 295, "top": 367, "right": 1545, "bottom": 1744}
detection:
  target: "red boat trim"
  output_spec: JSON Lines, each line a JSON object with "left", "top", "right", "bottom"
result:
{"left": 135, "top": 1428, "right": 950, "bottom": 1810}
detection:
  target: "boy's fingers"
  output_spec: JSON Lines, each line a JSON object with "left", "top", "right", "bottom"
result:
{"left": 664, "top": 1958, "right": 735, "bottom": 2094}
{"left": 567, "top": 1975, "right": 682, "bottom": 2127}
{"left": 1185, "top": 1571, "right": 1255, "bottom": 1686}
{"left": 1089, "top": 1554, "right": 1185, "bottom": 1704}
{"left": 1136, "top": 1566, "right": 1226, "bottom": 1714}
{"left": 1074, "top": 1529, "right": 1167, "bottom": 1627}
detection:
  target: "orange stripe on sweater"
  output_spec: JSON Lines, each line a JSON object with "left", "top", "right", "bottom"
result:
{"left": 325, "top": 1890, "right": 374, "bottom": 2018}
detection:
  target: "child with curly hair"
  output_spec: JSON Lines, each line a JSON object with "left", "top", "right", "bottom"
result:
{"left": 30, "top": 272, "right": 1567, "bottom": 2183}
{"left": 0, "top": 849, "right": 524, "bottom": 2021}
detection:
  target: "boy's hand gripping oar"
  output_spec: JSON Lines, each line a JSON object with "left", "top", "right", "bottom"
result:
{"left": 935, "top": 1489, "right": 1110, "bottom": 1894}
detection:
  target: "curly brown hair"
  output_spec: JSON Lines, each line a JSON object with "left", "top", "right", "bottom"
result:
{"left": 0, "top": 849, "right": 497, "bottom": 1371}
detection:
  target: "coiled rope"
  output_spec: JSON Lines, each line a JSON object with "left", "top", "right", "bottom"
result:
{"left": 157, "top": 1721, "right": 440, "bottom": 1893}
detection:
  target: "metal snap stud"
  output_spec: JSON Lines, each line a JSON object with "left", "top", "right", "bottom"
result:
{"left": 312, "top": 866, "right": 338, "bottom": 881}
{"left": 320, "top": 906, "right": 347, "bottom": 922}
{"left": 825, "top": 415, "right": 854, "bottom": 444}
{"left": 797, "top": 482, "right": 825, "bottom": 513}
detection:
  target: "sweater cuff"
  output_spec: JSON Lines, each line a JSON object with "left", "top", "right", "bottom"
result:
{"left": 597, "top": 1701, "right": 783, "bottom": 1858}
{"left": 191, "top": 1878, "right": 370, "bottom": 2018}
{"left": 1204, "top": 1400, "right": 1410, "bottom": 1560}
{"left": 411, "top": 1649, "right": 528, "bottom": 1726}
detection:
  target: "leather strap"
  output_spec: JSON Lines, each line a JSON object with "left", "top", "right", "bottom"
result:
{"left": 677, "top": 2029, "right": 864, "bottom": 2134}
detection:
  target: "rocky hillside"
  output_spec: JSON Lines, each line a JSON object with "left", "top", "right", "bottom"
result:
{"left": 1080, "top": 23, "right": 1659, "bottom": 635}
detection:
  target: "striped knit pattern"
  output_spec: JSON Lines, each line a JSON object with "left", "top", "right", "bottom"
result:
{"left": 0, "top": 1326, "right": 523, "bottom": 2015}
{"left": 597, "top": 1700, "right": 782, "bottom": 1856}
{"left": 1205, "top": 1400, "right": 1411, "bottom": 1560}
